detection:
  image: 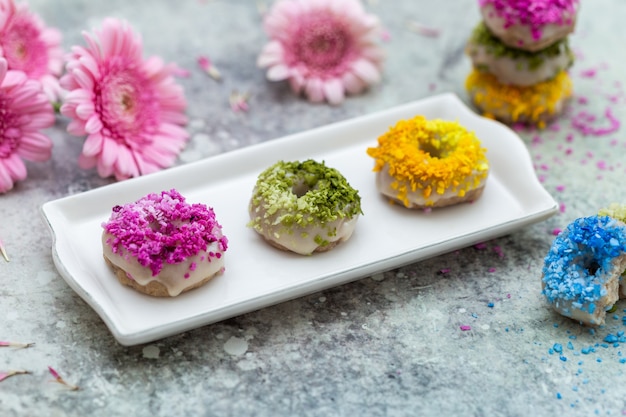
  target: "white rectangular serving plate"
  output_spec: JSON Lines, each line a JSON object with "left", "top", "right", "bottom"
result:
{"left": 41, "top": 93, "right": 558, "bottom": 346}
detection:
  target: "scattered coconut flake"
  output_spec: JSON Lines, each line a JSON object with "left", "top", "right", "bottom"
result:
{"left": 223, "top": 336, "right": 248, "bottom": 356}
{"left": 142, "top": 345, "right": 160, "bottom": 359}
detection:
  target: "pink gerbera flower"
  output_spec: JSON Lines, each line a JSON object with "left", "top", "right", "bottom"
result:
{"left": 0, "top": 0, "right": 64, "bottom": 102}
{"left": 257, "top": 0, "right": 385, "bottom": 105}
{"left": 60, "top": 18, "right": 189, "bottom": 180}
{"left": 0, "top": 57, "right": 54, "bottom": 193}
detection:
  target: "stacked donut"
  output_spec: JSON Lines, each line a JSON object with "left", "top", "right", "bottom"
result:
{"left": 465, "top": 0, "right": 579, "bottom": 128}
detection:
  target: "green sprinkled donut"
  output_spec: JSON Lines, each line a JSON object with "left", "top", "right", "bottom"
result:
{"left": 466, "top": 21, "right": 574, "bottom": 87}
{"left": 247, "top": 160, "right": 362, "bottom": 255}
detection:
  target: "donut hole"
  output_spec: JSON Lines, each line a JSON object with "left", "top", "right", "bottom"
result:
{"left": 585, "top": 260, "right": 601, "bottom": 276}
{"left": 292, "top": 181, "right": 312, "bottom": 198}
{"left": 419, "top": 139, "right": 453, "bottom": 159}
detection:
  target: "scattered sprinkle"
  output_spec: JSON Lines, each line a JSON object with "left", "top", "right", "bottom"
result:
{"left": 460, "top": 325, "right": 472, "bottom": 331}
{"left": 572, "top": 108, "right": 621, "bottom": 136}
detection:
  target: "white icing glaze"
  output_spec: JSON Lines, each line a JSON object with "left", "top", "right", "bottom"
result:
{"left": 466, "top": 41, "right": 572, "bottom": 86}
{"left": 266, "top": 216, "right": 359, "bottom": 255}
{"left": 481, "top": 3, "right": 577, "bottom": 52}
{"left": 375, "top": 164, "right": 487, "bottom": 208}
{"left": 102, "top": 232, "right": 225, "bottom": 296}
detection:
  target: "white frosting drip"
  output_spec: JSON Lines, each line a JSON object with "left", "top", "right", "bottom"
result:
{"left": 467, "top": 42, "right": 571, "bottom": 86}
{"left": 481, "top": 3, "right": 577, "bottom": 52}
{"left": 102, "top": 232, "right": 225, "bottom": 296}
{"left": 375, "top": 165, "right": 487, "bottom": 208}
{"left": 266, "top": 216, "right": 359, "bottom": 255}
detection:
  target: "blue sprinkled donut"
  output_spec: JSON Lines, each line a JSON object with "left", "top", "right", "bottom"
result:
{"left": 541, "top": 215, "right": 626, "bottom": 325}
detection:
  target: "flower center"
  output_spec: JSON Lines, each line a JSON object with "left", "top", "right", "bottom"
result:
{"left": 1, "top": 14, "right": 49, "bottom": 79}
{"left": 0, "top": 94, "right": 21, "bottom": 158}
{"left": 292, "top": 12, "right": 352, "bottom": 75}
{"left": 95, "top": 58, "right": 160, "bottom": 147}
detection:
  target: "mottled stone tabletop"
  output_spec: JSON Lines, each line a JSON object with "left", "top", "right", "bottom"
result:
{"left": 2, "top": 0, "right": 626, "bottom": 416}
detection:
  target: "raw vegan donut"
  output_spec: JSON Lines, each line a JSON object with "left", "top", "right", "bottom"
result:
{"left": 466, "top": 21, "right": 574, "bottom": 87}
{"left": 479, "top": 0, "right": 579, "bottom": 52}
{"left": 465, "top": 68, "right": 572, "bottom": 128}
{"left": 102, "top": 189, "right": 228, "bottom": 297}
{"left": 366, "top": 116, "right": 489, "bottom": 209}
{"left": 541, "top": 215, "right": 626, "bottom": 326}
{"left": 598, "top": 204, "right": 626, "bottom": 298}
{"left": 247, "top": 160, "right": 362, "bottom": 255}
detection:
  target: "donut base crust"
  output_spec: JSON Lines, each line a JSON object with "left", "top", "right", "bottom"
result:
{"left": 470, "top": 94, "right": 571, "bottom": 127}
{"left": 260, "top": 234, "right": 342, "bottom": 254}
{"left": 384, "top": 183, "right": 486, "bottom": 210}
{"left": 104, "top": 256, "right": 220, "bottom": 297}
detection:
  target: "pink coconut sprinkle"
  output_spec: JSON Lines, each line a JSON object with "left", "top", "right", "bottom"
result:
{"left": 572, "top": 108, "right": 621, "bottom": 136}
{"left": 460, "top": 325, "right": 472, "bottom": 331}
{"left": 552, "top": 228, "right": 562, "bottom": 236}
{"left": 479, "top": 0, "right": 578, "bottom": 41}
{"left": 580, "top": 68, "right": 597, "bottom": 78}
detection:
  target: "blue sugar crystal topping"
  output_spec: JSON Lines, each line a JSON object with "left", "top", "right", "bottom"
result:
{"left": 542, "top": 215, "right": 626, "bottom": 311}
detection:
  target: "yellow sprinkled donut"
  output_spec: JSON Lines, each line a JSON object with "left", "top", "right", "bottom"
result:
{"left": 465, "top": 69, "right": 573, "bottom": 128}
{"left": 366, "top": 116, "right": 490, "bottom": 209}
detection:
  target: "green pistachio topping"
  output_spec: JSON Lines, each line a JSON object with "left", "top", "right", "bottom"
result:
{"left": 248, "top": 160, "right": 362, "bottom": 230}
{"left": 468, "top": 21, "right": 574, "bottom": 72}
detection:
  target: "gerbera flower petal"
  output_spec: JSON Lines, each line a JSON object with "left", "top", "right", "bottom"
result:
{"left": 257, "top": 41, "right": 285, "bottom": 67}
{"left": 342, "top": 71, "right": 366, "bottom": 94}
{"left": 61, "top": 18, "right": 189, "bottom": 180}
{"left": 85, "top": 114, "right": 103, "bottom": 134}
{"left": 258, "top": 0, "right": 384, "bottom": 104}
{"left": 350, "top": 58, "right": 381, "bottom": 84}
{"left": 17, "top": 133, "right": 52, "bottom": 161}
{"left": 100, "top": 136, "right": 119, "bottom": 168}
{"left": 288, "top": 72, "right": 306, "bottom": 94}
{"left": 0, "top": 162, "right": 14, "bottom": 193}
{"left": 3, "top": 153, "right": 26, "bottom": 179}
{"left": 305, "top": 77, "right": 325, "bottom": 103}
{"left": 82, "top": 132, "right": 104, "bottom": 157}
{"left": 113, "top": 145, "right": 139, "bottom": 179}
{"left": 267, "top": 64, "right": 291, "bottom": 81}
{"left": 322, "top": 78, "right": 345, "bottom": 105}
{"left": 76, "top": 102, "right": 95, "bottom": 120}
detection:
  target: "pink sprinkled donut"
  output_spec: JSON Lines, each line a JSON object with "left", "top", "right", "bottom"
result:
{"left": 102, "top": 189, "right": 228, "bottom": 297}
{"left": 479, "top": 0, "right": 579, "bottom": 52}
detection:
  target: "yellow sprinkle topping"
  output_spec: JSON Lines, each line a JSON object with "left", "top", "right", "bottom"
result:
{"left": 465, "top": 69, "right": 572, "bottom": 129}
{"left": 599, "top": 203, "right": 626, "bottom": 223}
{"left": 366, "top": 116, "right": 489, "bottom": 207}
